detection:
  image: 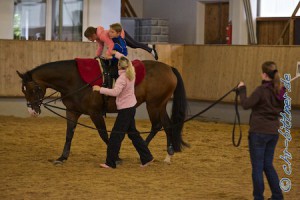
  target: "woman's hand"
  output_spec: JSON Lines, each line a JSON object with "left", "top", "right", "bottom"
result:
{"left": 238, "top": 81, "right": 245, "bottom": 88}
{"left": 93, "top": 85, "right": 101, "bottom": 92}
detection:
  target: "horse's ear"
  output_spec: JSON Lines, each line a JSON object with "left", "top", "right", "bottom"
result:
{"left": 16, "top": 70, "right": 24, "bottom": 79}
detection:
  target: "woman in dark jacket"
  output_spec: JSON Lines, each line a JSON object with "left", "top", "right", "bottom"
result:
{"left": 238, "top": 61, "right": 284, "bottom": 200}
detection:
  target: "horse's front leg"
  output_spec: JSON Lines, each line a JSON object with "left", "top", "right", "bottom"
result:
{"left": 89, "top": 113, "right": 108, "bottom": 144}
{"left": 53, "top": 111, "right": 81, "bottom": 165}
{"left": 90, "top": 113, "right": 124, "bottom": 164}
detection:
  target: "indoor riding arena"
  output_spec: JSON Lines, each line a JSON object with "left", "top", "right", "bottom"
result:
{"left": 1, "top": 1, "right": 300, "bottom": 200}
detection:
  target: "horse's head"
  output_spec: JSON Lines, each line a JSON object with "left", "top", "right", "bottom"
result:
{"left": 17, "top": 71, "right": 46, "bottom": 117}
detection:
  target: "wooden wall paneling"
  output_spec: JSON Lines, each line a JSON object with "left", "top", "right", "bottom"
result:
{"left": 282, "top": 47, "right": 300, "bottom": 105}
{"left": 127, "top": 46, "right": 154, "bottom": 61}
{"left": 182, "top": 45, "right": 201, "bottom": 99}
{"left": 170, "top": 45, "right": 184, "bottom": 74}
{"left": 1, "top": 40, "right": 300, "bottom": 106}
{"left": 219, "top": 46, "right": 238, "bottom": 102}
{"left": 257, "top": 19, "right": 291, "bottom": 45}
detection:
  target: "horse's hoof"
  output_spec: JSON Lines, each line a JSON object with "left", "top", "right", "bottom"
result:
{"left": 53, "top": 160, "right": 64, "bottom": 166}
{"left": 167, "top": 145, "right": 175, "bottom": 156}
{"left": 116, "top": 157, "right": 123, "bottom": 165}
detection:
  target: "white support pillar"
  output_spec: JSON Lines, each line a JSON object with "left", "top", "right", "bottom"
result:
{"left": 45, "top": 0, "right": 52, "bottom": 40}
{"left": 0, "top": 0, "right": 14, "bottom": 39}
{"left": 250, "top": 0, "right": 257, "bottom": 42}
{"left": 196, "top": 2, "right": 205, "bottom": 44}
{"left": 229, "top": 0, "right": 248, "bottom": 45}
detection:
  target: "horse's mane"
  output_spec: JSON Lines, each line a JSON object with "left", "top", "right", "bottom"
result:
{"left": 24, "top": 60, "right": 74, "bottom": 82}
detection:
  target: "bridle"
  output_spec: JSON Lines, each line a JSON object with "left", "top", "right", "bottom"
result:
{"left": 22, "top": 81, "right": 45, "bottom": 110}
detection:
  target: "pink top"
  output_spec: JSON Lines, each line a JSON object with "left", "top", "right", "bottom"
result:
{"left": 96, "top": 26, "right": 125, "bottom": 57}
{"left": 99, "top": 70, "right": 137, "bottom": 110}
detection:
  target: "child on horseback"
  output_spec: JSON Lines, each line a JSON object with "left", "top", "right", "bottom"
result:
{"left": 237, "top": 61, "right": 284, "bottom": 200}
{"left": 106, "top": 23, "right": 129, "bottom": 88}
{"left": 84, "top": 25, "right": 124, "bottom": 88}
{"left": 84, "top": 24, "right": 158, "bottom": 60}
{"left": 92, "top": 56, "right": 154, "bottom": 169}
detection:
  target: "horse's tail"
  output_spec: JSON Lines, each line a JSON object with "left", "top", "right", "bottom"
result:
{"left": 171, "top": 67, "right": 189, "bottom": 152}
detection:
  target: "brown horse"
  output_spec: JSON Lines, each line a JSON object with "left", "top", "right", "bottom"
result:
{"left": 17, "top": 59, "right": 188, "bottom": 164}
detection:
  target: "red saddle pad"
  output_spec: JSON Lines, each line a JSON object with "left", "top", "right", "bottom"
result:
{"left": 132, "top": 60, "right": 146, "bottom": 86}
{"left": 75, "top": 58, "right": 103, "bottom": 86}
{"left": 75, "top": 58, "right": 146, "bottom": 86}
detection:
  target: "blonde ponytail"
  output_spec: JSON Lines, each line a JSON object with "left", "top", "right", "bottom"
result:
{"left": 118, "top": 56, "right": 135, "bottom": 81}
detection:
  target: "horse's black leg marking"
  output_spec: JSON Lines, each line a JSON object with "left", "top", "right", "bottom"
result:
{"left": 55, "top": 111, "right": 81, "bottom": 164}
{"left": 161, "top": 111, "right": 174, "bottom": 155}
{"left": 90, "top": 114, "right": 109, "bottom": 144}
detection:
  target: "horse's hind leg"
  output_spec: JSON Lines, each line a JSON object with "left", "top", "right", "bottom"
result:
{"left": 147, "top": 104, "right": 174, "bottom": 155}
{"left": 145, "top": 105, "right": 162, "bottom": 145}
{"left": 145, "top": 104, "right": 173, "bottom": 163}
{"left": 159, "top": 110, "right": 176, "bottom": 163}
{"left": 54, "top": 111, "right": 81, "bottom": 165}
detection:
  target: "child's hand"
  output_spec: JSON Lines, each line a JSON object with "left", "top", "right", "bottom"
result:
{"left": 93, "top": 85, "right": 101, "bottom": 92}
{"left": 238, "top": 81, "right": 245, "bottom": 88}
{"left": 105, "top": 55, "right": 113, "bottom": 59}
{"left": 105, "top": 52, "right": 113, "bottom": 59}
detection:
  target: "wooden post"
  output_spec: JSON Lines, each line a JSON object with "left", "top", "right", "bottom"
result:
{"left": 289, "top": 19, "right": 294, "bottom": 45}
{"left": 121, "top": 0, "right": 125, "bottom": 17}
{"left": 276, "top": 1, "right": 300, "bottom": 45}
{"left": 58, "top": 0, "right": 63, "bottom": 40}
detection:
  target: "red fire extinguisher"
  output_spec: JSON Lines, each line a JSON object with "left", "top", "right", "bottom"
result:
{"left": 226, "top": 21, "right": 232, "bottom": 45}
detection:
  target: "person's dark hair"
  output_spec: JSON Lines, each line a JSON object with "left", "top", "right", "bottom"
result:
{"left": 84, "top": 27, "right": 97, "bottom": 38}
{"left": 262, "top": 61, "right": 281, "bottom": 95}
{"left": 110, "top": 23, "right": 123, "bottom": 33}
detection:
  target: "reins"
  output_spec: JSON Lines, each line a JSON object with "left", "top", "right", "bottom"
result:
{"left": 38, "top": 79, "right": 242, "bottom": 147}
{"left": 232, "top": 89, "right": 242, "bottom": 147}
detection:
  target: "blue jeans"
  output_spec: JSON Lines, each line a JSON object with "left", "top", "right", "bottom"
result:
{"left": 248, "top": 132, "right": 283, "bottom": 200}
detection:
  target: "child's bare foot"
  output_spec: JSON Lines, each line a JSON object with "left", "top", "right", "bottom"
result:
{"left": 99, "top": 163, "right": 112, "bottom": 169}
{"left": 140, "top": 158, "right": 154, "bottom": 168}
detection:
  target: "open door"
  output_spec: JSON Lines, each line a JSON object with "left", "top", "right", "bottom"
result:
{"left": 204, "top": 2, "right": 229, "bottom": 44}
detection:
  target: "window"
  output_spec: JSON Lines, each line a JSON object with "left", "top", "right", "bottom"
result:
{"left": 13, "top": 0, "right": 83, "bottom": 41}
{"left": 259, "top": 0, "right": 300, "bottom": 17}
{"left": 52, "top": 0, "right": 83, "bottom": 41}
{"left": 14, "top": 0, "right": 46, "bottom": 40}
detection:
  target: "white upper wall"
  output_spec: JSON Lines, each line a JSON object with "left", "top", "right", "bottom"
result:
{"left": 85, "top": 0, "right": 121, "bottom": 29}
{"left": 0, "top": 1, "right": 14, "bottom": 39}
{"left": 83, "top": 0, "right": 121, "bottom": 41}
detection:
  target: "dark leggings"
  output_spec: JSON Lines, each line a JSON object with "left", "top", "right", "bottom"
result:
{"left": 105, "top": 107, "right": 153, "bottom": 168}
{"left": 124, "top": 31, "right": 152, "bottom": 53}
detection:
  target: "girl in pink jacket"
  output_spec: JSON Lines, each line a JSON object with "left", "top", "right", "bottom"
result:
{"left": 93, "top": 56, "right": 154, "bottom": 168}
